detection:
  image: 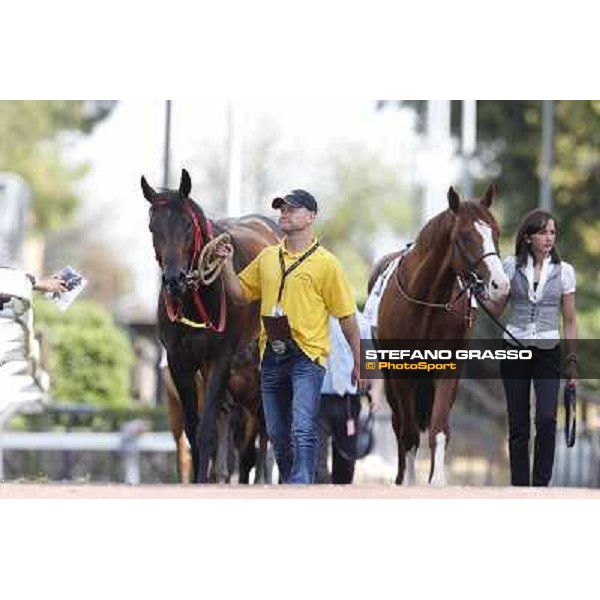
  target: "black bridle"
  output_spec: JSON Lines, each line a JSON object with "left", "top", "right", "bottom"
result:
{"left": 395, "top": 236, "right": 500, "bottom": 315}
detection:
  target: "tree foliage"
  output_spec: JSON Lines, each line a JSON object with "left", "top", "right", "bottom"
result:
{"left": 472, "top": 101, "right": 600, "bottom": 335}
{"left": 316, "top": 146, "right": 413, "bottom": 301}
{"left": 189, "top": 126, "right": 413, "bottom": 303}
{"left": 404, "top": 101, "right": 600, "bottom": 333}
{"left": 0, "top": 100, "right": 115, "bottom": 233}
{"left": 406, "top": 101, "right": 600, "bottom": 274}
{"left": 33, "top": 298, "right": 134, "bottom": 407}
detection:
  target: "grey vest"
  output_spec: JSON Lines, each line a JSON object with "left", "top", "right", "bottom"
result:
{"left": 506, "top": 261, "right": 562, "bottom": 341}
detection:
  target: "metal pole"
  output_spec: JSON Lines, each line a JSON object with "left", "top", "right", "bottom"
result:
{"left": 423, "top": 100, "right": 452, "bottom": 223}
{"left": 540, "top": 100, "right": 554, "bottom": 211}
{"left": 156, "top": 100, "right": 172, "bottom": 406}
{"left": 461, "top": 100, "right": 477, "bottom": 198}
{"left": 162, "top": 100, "right": 172, "bottom": 189}
{"left": 123, "top": 444, "right": 141, "bottom": 485}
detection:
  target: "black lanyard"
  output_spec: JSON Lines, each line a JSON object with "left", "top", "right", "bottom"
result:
{"left": 277, "top": 242, "right": 320, "bottom": 304}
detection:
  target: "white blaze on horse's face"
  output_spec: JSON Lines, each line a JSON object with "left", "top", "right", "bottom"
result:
{"left": 474, "top": 220, "right": 510, "bottom": 301}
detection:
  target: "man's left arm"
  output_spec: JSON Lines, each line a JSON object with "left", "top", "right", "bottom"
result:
{"left": 339, "top": 314, "right": 365, "bottom": 390}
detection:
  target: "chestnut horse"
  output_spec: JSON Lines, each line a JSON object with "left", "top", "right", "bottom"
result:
{"left": 142, "top": 169, "right": 281, "bottom": 483}
{"left": 369, "top": 185, "right": 510, "bottom": 485}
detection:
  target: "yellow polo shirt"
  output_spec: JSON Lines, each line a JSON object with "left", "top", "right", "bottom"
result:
{"left": 238, "top": 238, "right": 356, "bottom": 365}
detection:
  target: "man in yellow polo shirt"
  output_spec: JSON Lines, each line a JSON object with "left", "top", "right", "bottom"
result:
{"left": 216, "top": 189, "right": 363, "bottom": 484}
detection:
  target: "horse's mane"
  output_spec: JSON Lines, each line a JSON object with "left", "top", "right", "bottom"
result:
{"left": 413, "top": 209, "right": 455, "bottom": 254}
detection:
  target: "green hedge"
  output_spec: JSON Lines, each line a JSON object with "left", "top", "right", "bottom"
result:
{"left": 33, "top": 298, "right": 134, "bottom": 407}
{"left": 10, "top": 405, "right": 170, "bottom": 433}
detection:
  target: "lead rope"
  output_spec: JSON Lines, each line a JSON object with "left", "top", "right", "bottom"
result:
{"left": 187, "top": 233, "right": 232, "bottom": 287}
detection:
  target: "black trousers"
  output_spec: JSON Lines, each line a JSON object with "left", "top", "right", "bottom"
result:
{"left": 315, "top": 394, "right": 361, "bottom": 484}
{"left": 501, "top": 344, "right": 560, "bottom": 487}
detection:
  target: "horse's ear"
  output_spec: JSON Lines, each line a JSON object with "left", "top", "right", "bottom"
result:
{"left": 141, "top": 176, "right": 157, "bottom": 203}
{"left": 448, "top": 186, "right": 460, "bottom": 213}
{"left": 179, "top": 169, "right": 192, "bottom": 198}
{"left": 481, "top": 183, "right": 496, "bottom": 208}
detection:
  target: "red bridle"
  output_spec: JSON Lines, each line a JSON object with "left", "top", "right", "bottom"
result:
{"left": 152, "top": 196, "right": 227, "bottom": 332}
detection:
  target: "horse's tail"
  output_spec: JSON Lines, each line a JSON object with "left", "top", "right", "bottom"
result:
{"left": 415, "top": 379, "right": 434, "bottom": 432}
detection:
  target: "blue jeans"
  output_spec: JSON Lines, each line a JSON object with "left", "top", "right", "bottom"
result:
{"left": 261, "top": 343, "right": 325, "bottom": 484}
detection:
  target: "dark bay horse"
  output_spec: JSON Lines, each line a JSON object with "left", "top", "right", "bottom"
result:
{"left": 164, "top": 354, "right": 265, "bottom": 484}
{"left": 142, "top": 169, "right": 281, "bottom": 483}
{"left": 369, "top": 185, "right": 510, "bottom": 485}
{"left": 164, "top": 366, "right": 202, "bottom": 483}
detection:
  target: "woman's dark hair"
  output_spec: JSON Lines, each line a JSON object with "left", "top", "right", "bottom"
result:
{"left": 515, "top": 209, "right": 561, "bottom": 267}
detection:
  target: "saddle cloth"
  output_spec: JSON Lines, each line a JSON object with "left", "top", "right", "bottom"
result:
{"left": 364, "top": 255, "right": 401, "bottom": 329}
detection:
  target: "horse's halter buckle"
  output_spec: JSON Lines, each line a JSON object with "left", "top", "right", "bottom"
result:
{"left": 454, "top": 236, "right": 499, "bottom": 298}
{"left": 185, "top": 271, "right": 201, "bottom": 291}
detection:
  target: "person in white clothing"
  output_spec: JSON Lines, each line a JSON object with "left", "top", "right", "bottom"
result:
{"left": 315, "top": 312, "right": 372, "bottom": 484}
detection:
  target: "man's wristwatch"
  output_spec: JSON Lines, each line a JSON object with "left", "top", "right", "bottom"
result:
{"left": 26, "top": 273, "right": 37, "bottom": 288}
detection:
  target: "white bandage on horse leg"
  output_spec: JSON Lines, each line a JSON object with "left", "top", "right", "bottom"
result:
{"left": 430, "top": 431, "right": 446, "bottom": 486}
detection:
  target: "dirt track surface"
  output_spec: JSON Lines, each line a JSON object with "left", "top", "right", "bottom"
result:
{"left": 1, "top": 483, "right": 600, "bottom": 499}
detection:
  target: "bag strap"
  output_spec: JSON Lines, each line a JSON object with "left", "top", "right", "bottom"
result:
{"left": 276, "top": 242, "right": 320, "bottom": 304}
